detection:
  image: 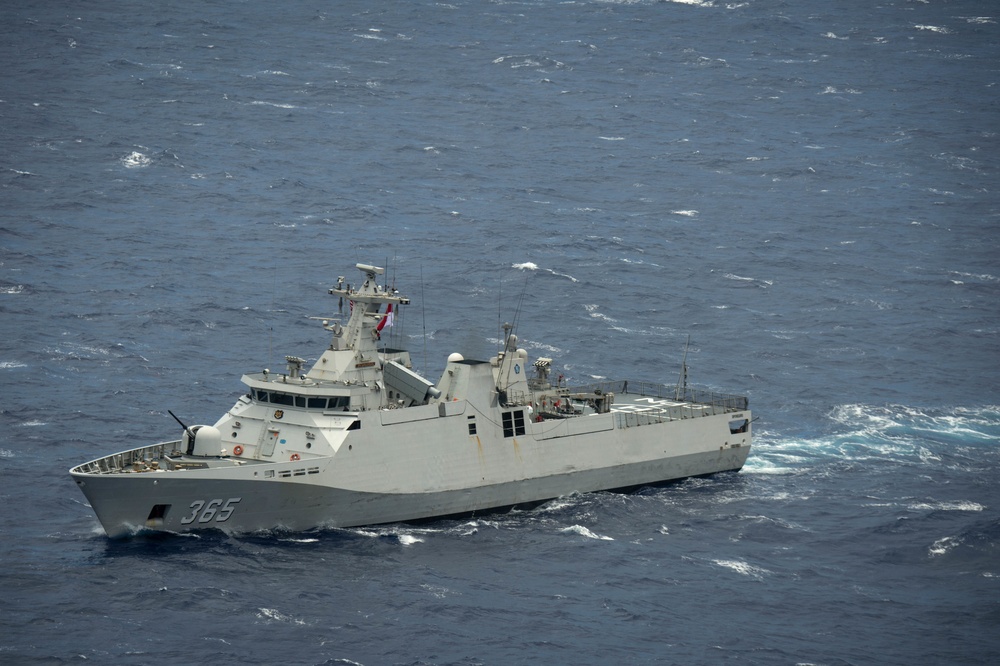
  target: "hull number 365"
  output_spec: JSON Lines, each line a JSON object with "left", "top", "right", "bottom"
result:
{"left": 180, "top": 497, "right": 242, "bottom": 525}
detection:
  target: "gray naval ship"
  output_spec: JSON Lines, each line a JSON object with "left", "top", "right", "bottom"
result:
{"left": 71, "top": 263, "right": 752, "bottom": 538}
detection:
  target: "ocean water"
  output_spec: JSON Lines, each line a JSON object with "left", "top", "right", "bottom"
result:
{"left": 2, "top": 0, "right": 998, "bottom": 663}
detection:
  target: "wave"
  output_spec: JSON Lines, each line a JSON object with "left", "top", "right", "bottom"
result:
{"left": 256, "top": 607, "right": 308, "bottom": 625}
{"left": 711, "top": 558, "right": 772, "bottom": 580}
{"left": 512, "top": 262, "right": 578, "bottom": 282}
{"left": 121, "top": 151, "right": 151, "bottom": 168}
{"left": 914, "top": 24, "right": 951, "bottom": 34}
{"left": 721, "top": 272, "right": 773, "bottom": 288}
{"left": 250, "top": 100, "right": 299, "bottom": 109}
{"left": 747, "top": 404, "right": 1000, "bottom": 474}
{"left": 560, "top": 525, "right": 614, "bottom": 540}
{"left": 492, "top": 54, "right": 566, "bottom": 70}
{"left": 829, "top": 404, "right": 1000, "bottom": 443}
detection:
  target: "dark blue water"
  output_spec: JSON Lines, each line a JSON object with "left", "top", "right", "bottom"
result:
{"left": 2, "top": 0, "right": 998, "bottom": 663}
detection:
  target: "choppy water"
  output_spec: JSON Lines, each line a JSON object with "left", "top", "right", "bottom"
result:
{"left": 2, "top": 0, "right": 998, "bottom": 664}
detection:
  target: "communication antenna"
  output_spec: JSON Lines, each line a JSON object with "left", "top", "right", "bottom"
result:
{"left": 268, "top": 258, "right": 277, "bottom": 371}
{"left": 676, "top": 335, "right": 690, "bottom": 400}
{"left": 497, "top": 269, "right": 503, "bottom": 357}
{"left": 510, "top": 271, "right": 529, "bottom": 341}
{"left": 420, "top": 265, "right": 427, "bottom": 376}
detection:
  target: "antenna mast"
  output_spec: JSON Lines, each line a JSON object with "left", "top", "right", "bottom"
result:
{"left": 676, "top": 335, "right": 690, "bottom": 400}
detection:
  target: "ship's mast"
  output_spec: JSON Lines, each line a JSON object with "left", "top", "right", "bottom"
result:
{"left": 306, "top": 264, "right": 409, "bottom": 387}
{"left": 328, "top": 264, "right": 410, "bottom": 354}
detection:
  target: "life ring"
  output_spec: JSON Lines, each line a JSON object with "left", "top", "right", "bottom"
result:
{"left": 233, "top": 445, "right": 244, "bottom": 456}
{"left": 290, "top": 453, "right": 300, "bottom": 461}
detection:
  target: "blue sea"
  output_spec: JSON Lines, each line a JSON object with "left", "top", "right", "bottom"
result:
{"left": 2, "top": 0, "right": 998, "bottom": 663}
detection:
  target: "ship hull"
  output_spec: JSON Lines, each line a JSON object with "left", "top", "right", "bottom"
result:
{"left": 72, "top": 444, "right": 749, "bottom": 538}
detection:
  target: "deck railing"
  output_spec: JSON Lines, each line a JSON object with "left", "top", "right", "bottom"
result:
{"left": 73, "top": 441, "right": 177, "bottom": 475}
{"left": 576, "top": 380, "right": 747, "bottom": 411}
{"left": 568, "top": 380, "right": 748, "bottom": 429}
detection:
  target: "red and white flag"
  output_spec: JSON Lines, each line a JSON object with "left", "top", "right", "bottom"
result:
{"left": 376, "top": 303, "right": 394, "bottom": 332}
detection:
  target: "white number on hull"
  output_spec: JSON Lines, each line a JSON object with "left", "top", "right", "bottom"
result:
{"left": 180, "top": 497, "right": 242, "bottom": 525}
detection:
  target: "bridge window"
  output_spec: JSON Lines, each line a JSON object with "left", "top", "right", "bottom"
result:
{"left": 255, "top": 391, "right": 350, "bottom": 410}
{"left": 502, "top": 410, "right": 525, "bottom": 438}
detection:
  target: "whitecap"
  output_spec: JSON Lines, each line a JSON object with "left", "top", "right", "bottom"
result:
{"left": 256, "top": 608, "right": 307, "bottom": 625}
{"left": 584, "top": 304, "right": 618, "bottom": 325}
{"left": 550, "top": 269, "right": 578, "bottom": 282}
{"left": 712, "top": 558, "right": 770, "bottom": 579}
{"left": 512, "top": 262, "right": 578, "bottom": 282}
{"left": 251, "top": 101, "right": 298, "bottom": 109}
{"left": 599, "top": 136, "right": 625, "bottom": 141}
{"left": 909, "top": 500, "right": 985, "bottom": 512}
{"left": 917, "top": 446, "right": 941, "bottom": 463}
{"left": 538, "top": 497, "right": 578, "bottom": 513}
{"left": 929, "top": 536, "right": 960, "bottom": 557}
{"left": 671, "top": 209, "right": 698, "bottom": 217}
{"left": 819, "top": 86, "right": 861, "bottom": 95}
{"left": 950, "top": 271, "right": 998, "bottom": 282}
{"left": 397, "top": 534, "right": 424, "bottom": 546}
{"left": 560, "top": 525, "right": 613, "bottom": 540}
{"left": 0, "top": 361, "right": 27, "bottom": 368}
{"left": 915, "top": 24, "right": 951, "bottom": 34}
{"left": 420, "top": 584, "right": 450, "bottom": 598}
{"left": 742, "top": 459, "right": 801, "bottom": 475}
{"left": 121, "top": 151, "right": 151, "bottom": 168}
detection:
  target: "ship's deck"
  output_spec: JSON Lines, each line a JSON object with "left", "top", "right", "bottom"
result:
{"left": 581, "top": 380, "right": 749, "bottom": 428}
